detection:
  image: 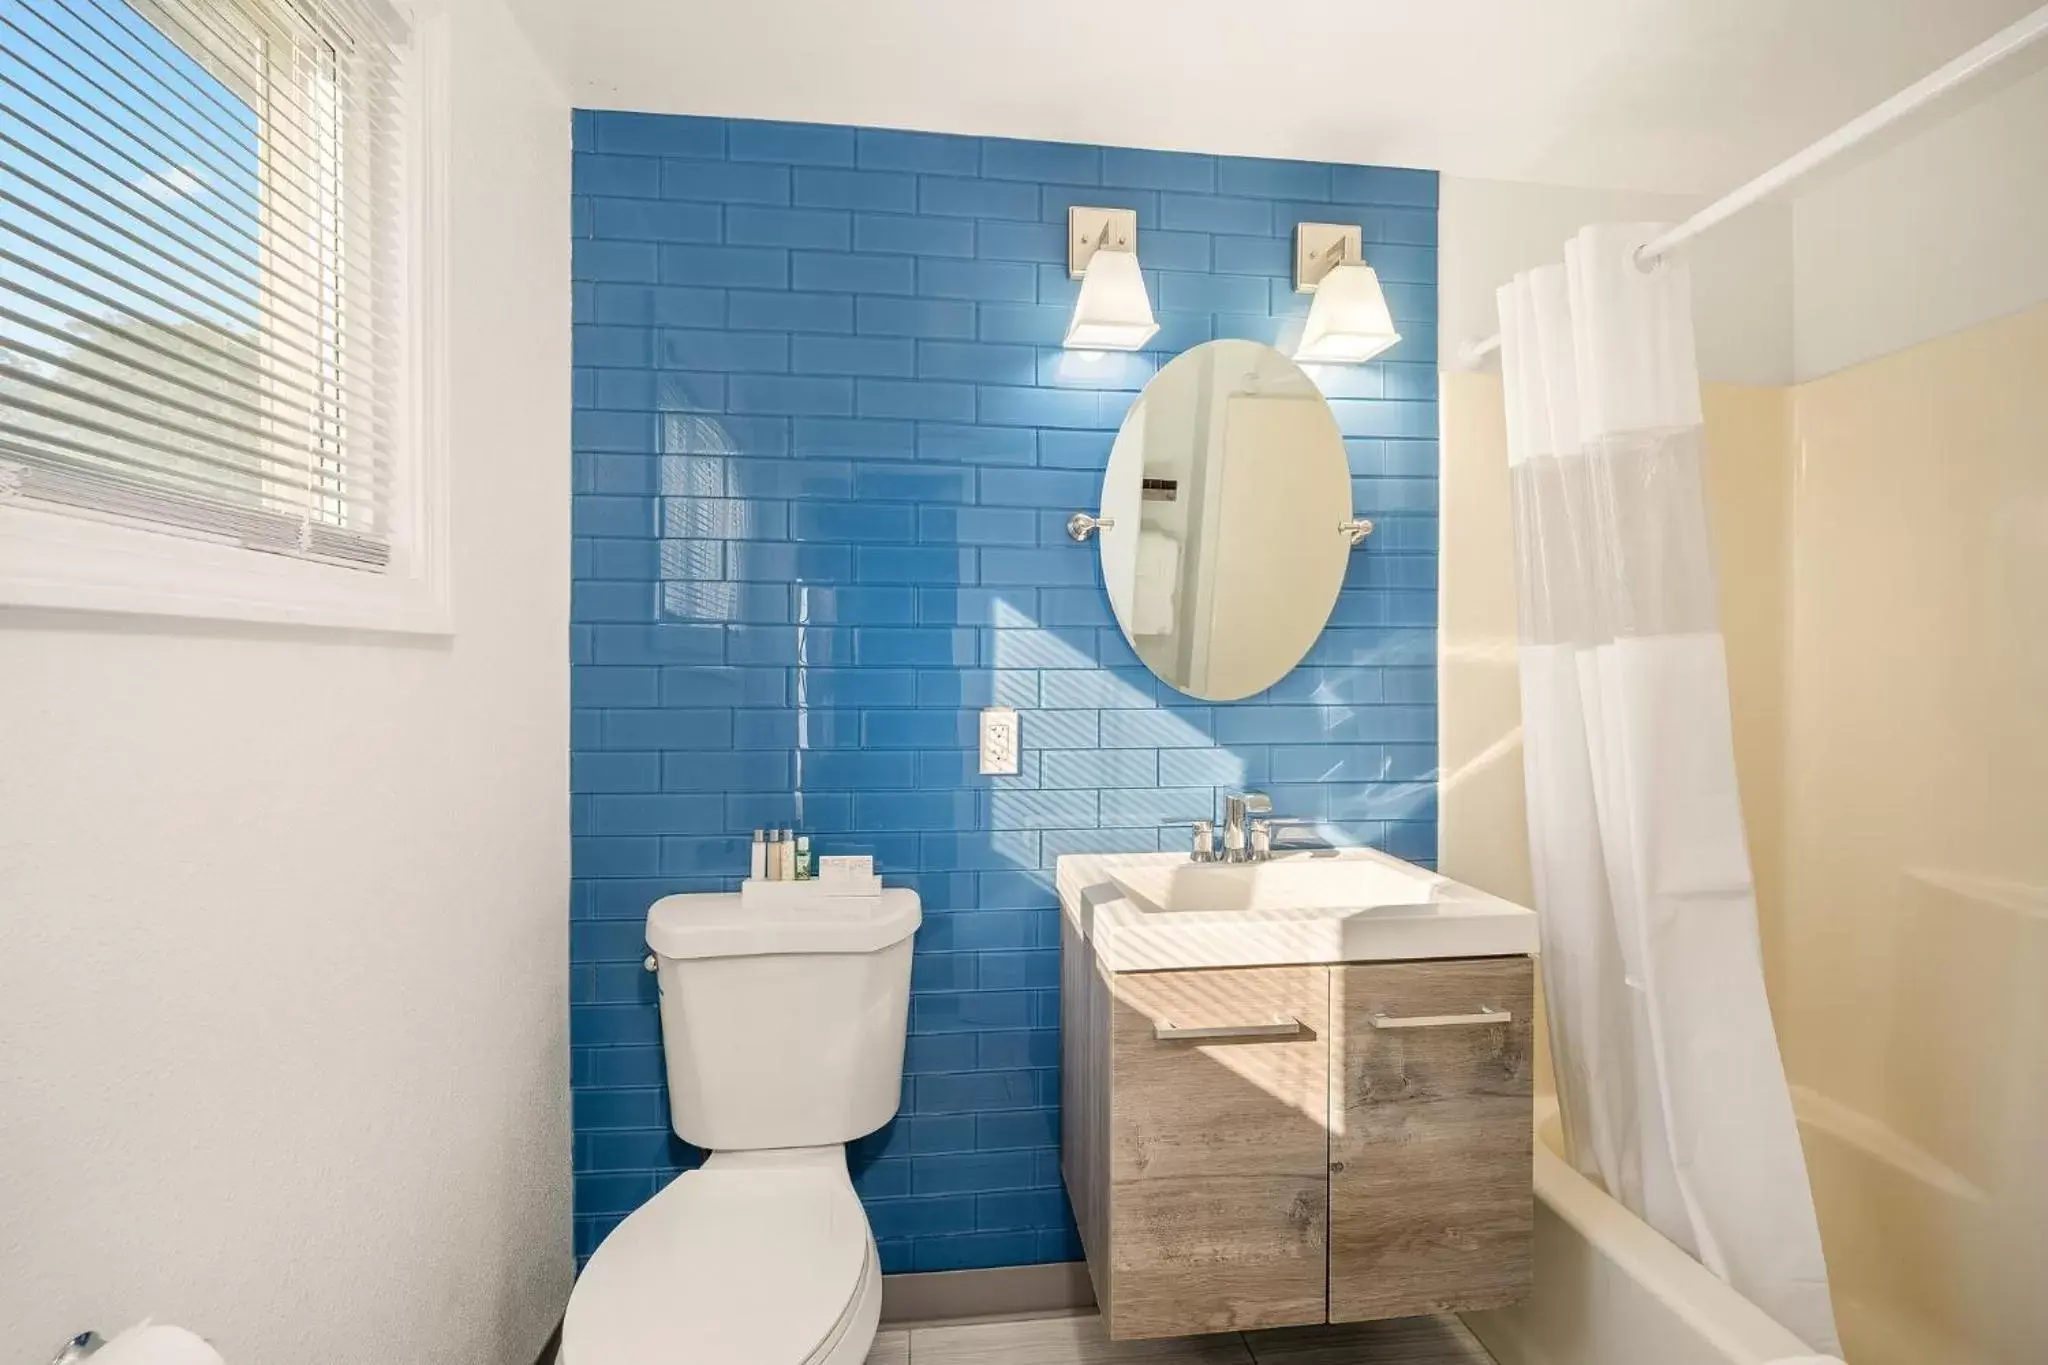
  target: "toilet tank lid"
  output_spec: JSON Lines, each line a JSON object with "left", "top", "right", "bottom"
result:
{"left": 647, "top": 888, "right": 921, "bottom": 960}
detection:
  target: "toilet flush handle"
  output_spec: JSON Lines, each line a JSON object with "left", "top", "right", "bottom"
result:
{"left": 50, "top": 1333, "right": 105, "bottom": 1365}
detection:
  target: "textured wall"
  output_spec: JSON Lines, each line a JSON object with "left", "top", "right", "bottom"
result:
{"left": 0, "top": 2, "right": 574, "bottom": 1358}
{"left": 570, "top": 111, "right": 1439, "bottom": 1272}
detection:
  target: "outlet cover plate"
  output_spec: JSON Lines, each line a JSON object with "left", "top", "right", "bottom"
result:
{"left": 979, "top": 706, "right": 1020, "bottom": 775}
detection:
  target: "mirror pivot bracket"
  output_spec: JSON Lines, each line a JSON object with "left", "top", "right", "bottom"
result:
{"left": 1067, "top": 511, "right": 1115, "bottom": 542}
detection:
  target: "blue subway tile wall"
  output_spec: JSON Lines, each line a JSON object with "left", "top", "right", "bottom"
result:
{"left": 571, "top": 111, "right": 1439, "bottom": 1272}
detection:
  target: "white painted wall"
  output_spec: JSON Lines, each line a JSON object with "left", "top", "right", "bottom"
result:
{"left": 1438, "top": 175, "right": 1797, "bottom": 385}
{"left": 0, "top": 0, "right": 574, "bottom": 1359}
{"left": 1440, "top": 54, "right": 2048, "bottom": 383}
{"left": 1791, "top": 61, "right": 2048, "bottom": 379}
{"left": 503, "top": 0, "right": 2034, "bottom": 198}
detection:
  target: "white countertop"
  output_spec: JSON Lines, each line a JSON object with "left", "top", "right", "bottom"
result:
{"left": 1056, "top": 848, "right": 1538, "bottom": 973}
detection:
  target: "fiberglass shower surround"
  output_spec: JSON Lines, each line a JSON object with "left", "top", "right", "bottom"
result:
{"left": 1495, "top": 225, "right": 1839, "bottom": 1356}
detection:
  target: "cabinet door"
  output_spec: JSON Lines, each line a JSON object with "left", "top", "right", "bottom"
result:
{"left": 1106, "top": 966, "right": 1330, "bottom": 1338}
{"left": 1329, "top": 958, "right": 1534, "bottom": 1322}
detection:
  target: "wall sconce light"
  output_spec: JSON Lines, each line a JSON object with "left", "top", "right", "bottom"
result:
{"left": 1065, "top": 206, "right": 1158, "bottom": 351}
{"left": 1293, "top": 222, "right": 1401, "bottom": 364}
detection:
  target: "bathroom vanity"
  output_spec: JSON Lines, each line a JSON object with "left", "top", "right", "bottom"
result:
{"left": 1056, "top": 339, "right": 1538, "bottom": 1339}
{"left": 1058, "top": 848, "right": 1538, "bottom": 1340}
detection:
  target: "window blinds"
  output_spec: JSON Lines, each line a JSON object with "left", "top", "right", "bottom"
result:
{"left": 1, "top": 0, "right": 409, "bottom": 570}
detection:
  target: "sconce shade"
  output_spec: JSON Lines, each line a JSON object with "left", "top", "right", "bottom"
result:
{"left": 1065, "top": 248, "right": 1158, "bottom": 351}
{"left": 1295, "top": 261, "right": 1400, "bottom": 364}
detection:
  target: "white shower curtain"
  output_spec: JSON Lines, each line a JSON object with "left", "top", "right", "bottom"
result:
{"left": 1496, "top": 225, "right": 1840, "bottom": 1355}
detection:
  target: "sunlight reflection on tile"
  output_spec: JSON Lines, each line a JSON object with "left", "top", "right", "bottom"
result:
{"left": 661, "top": 412, "right": 736, "bottom": 452}
{"left": 658, "top": 539, "right": 724, "bottom": 580}
{"left": 987, "top": 597, "right": 1209, "bottom": 846}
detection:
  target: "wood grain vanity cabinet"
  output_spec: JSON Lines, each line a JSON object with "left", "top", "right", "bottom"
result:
{"left": 1062, "top": 918, "right": 1535, "bottom": 1340}
{"left": 1328, "top": 959, "right": 1535, "bottom": 1322}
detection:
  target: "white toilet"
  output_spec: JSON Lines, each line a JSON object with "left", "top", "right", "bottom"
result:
{"left": 562, "top": 887, "right": 922, "bottom": 1365}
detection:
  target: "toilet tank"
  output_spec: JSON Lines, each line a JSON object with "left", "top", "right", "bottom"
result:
{"left": 645, "top": 889, "right": 920, "bottom": 1151}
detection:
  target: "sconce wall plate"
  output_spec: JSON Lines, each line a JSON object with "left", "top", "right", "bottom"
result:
{"left": 1295, "top": 222, "right": 1365, "bottom": 292}
{"left": 1069, "top": 206, "right": 1140, "bottom": 278}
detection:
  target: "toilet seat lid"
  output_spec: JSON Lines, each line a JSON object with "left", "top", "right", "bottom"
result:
{"left": 564, "top": 1163, "right": 869, "bottom": 1365}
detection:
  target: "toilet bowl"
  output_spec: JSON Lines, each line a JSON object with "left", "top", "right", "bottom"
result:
{"left": 561, "top": 887, "right": 921, "bottom": 1365}
{"left": 561, "top": 1149, "right": 881, "bottom": 1365}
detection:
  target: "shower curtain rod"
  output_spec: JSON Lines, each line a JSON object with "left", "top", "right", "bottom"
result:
{"left": 1456, "top": 2, "right": 2048, "bottom": 369}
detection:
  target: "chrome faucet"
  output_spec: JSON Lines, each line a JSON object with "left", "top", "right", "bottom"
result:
{"left": 1222, "top": 792, "right": 1271, "bottom": 863}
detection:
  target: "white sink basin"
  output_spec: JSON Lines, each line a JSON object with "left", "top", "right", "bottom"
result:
{"left": 1057, "top": 848, "right": 1537, "bottom": 972}
{"left": 1102, "top": 849, "right": 1452, "bottom": 915}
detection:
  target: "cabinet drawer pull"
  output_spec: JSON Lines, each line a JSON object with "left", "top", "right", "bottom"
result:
{"left": 1153, "top": 1017, "right": 1302, "bottom": 1042}
{"left": 1369, "top": 1006, "right": 1512, "bottom": 1030}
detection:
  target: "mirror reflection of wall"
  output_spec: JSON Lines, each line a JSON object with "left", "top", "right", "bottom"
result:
{"left": 1099, "top": 340, "right": 1353, "bottom": 701}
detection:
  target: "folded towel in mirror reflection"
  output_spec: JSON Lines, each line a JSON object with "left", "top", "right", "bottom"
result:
{"left": 1133, "top": 529, "right": 1180, "bottom": 636}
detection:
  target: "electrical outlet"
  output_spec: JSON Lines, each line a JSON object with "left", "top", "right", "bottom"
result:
{"left": 979, "top": 707, "right": 1020, "bottom": 776}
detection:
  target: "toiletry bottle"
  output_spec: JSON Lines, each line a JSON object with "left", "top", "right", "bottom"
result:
{"left": 794, "top": 835, "right": 812, "bottom": 881}
{"left": 780, "top": 829, "right": 796, "bottom": 881}
{"left": 765, "top": 829, "right": 782, "bottom": 880}
{"left": 750, "top": 829, "right": 767, "bottom": 881}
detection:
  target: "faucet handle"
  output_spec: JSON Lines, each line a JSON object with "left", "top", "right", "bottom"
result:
{"left": 1258, "top": 817, "right": 1327, "bottom": 859}
{"left": 1189, "top": 819, "right": 1216, "bottom": 863}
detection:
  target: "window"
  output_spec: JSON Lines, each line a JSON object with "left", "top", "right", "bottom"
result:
{"left": 1, "top": 0, "right": 443, "bottom": 629}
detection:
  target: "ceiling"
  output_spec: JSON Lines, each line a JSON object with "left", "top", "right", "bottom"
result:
{"left": 506, "top": 0, "right": 2040, "bottom": 195}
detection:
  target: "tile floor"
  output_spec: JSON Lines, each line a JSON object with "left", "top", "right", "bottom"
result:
{"left": 866, "top": 1313, "right": 1497, "bottom": 1364}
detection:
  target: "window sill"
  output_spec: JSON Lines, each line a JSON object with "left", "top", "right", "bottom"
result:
{"left": 0, "top": 500, "right": 451, "bottom": 637}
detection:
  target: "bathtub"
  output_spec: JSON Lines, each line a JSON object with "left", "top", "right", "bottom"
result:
{"left": 1463, "top": 1099, "right": 1821, "bottom": 1365}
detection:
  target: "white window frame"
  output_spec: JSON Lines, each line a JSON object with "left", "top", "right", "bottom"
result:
{"left": 0, "top": 3, "right": 451, "bottom": 635}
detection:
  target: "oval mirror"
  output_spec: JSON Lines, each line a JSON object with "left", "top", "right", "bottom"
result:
{"left": 1095, "top": 339, "right": 1353, "bottom": 701}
